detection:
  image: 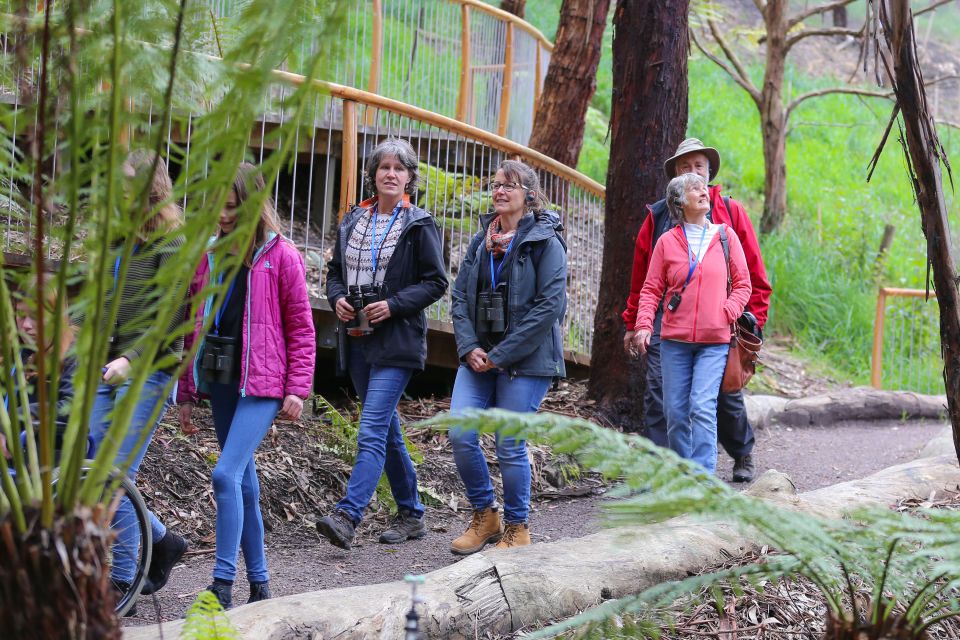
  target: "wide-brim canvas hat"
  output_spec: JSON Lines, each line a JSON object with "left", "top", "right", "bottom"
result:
{"left": 664, "top": 138, "right": 721, "bottom": 181}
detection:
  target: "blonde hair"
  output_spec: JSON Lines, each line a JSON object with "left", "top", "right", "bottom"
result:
{"left": 225, "top": 162, "right": 282, "bottom": 266}
{"left": 124, "top": 149, "right": 183, "bottom": 239}
{"left": 16, "top": 273, "right": 74, "bottom": 363}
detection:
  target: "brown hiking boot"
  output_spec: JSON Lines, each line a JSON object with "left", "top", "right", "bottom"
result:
{"left": 494, "top": 522, "right": 531, "bottom": 550}
{"left": 450, "top": 507, "right": 503, "bottom": 555}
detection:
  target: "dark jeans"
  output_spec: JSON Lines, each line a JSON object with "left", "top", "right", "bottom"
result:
{"left": 336, "top": 340, "right": 423, "bottom": 524}
{"left": 645, "top": 311, "right": 755, "bottom": 459}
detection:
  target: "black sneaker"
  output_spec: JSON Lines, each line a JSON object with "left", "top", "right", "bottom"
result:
{"left": 732, "top": 455, "right": 756, "bottom": 483}
{"left": 316, "top": 510, "right": 356, "bottom": 550}
{"left": 142, "top": 531, "right": 188, "bottom": 594}
{"left": 248, "top": 581, "right": 272, "bottom": 604}
{"left": 379, "top": 511, "right": 426, "bottom": 544}
{"left": 206, "top": 580, "right": 233, "bottom": 610}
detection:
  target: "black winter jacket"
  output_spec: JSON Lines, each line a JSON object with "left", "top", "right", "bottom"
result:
{"left": 326, "top": 197, "right": 448, "bottom": 372}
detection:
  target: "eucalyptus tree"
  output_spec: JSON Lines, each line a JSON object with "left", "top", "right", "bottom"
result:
{"left": 0, "top": 0, "right": 342, "bottom": 635}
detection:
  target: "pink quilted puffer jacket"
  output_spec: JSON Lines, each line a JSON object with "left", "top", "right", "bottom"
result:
{"left": 177, "top": 234, "right": 316, "bottom": 403}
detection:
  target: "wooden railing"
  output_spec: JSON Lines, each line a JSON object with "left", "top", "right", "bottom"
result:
{"left": 871, "top": 287, "right": 943, "bottom": 393}
{"left": 205, "top": 0, "right": 553, "bottom": 145}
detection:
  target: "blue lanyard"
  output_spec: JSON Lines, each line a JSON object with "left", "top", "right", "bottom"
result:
{"left": 2, "top": 366, "right": 12, "bottom": 411}
{"left": 681, "top": 224, "right": 708, "bottom": 290}
{"left": 488, "top": 237, "right": 515, "bottom": 288}
{"left": 213, "top": 272, "right": 238, "bottom": 335}
{"left": 112, "top": 244, "right": 140, "bottom": 292}
{"left": 370, "top": 204, "right": 402, "bottom": 276}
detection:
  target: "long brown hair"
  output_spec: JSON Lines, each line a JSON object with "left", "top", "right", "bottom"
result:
{"left": 224, "top": 162, "right": 282, "bottom": 266}
{"left": 123, "top": 149, "right": 183, "bottom": 239}
{"left": 16, "top": 273, "right": 74, "bottom": 367}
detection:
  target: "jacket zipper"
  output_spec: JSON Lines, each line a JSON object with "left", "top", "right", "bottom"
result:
{"left": 240, "top": 234, "right": 280, "bottom": 397}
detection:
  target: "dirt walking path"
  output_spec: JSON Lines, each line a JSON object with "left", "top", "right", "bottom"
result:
{"left": 124, "top": 413, "right": 944, "bottom": 626}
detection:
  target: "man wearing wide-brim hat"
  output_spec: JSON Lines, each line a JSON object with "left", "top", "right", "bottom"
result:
{"left": 621, "top": 137, "right": 772, "bottom": 483}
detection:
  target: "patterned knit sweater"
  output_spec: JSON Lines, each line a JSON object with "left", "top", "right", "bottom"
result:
{"left": 104, "top": 235, "right": 186, "bottom": 372}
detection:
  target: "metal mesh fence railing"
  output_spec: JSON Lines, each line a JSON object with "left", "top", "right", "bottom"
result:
{"left": 198, "top": 0, "right": 550, "bottom": 146}
{"left": 872, "top": 288, "right": 944, "bottom": 394}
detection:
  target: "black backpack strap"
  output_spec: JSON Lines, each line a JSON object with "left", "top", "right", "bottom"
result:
{"left": 718, "top": 224, "right": 732, "bottom": 296}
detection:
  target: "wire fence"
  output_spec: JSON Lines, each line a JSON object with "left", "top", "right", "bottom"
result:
{"left": 0, "top": 60, "right": 602, "bottom": 364}
{"left": 871, "top": 287, "right": 944, "bottom": 394}
{"left": 202, "top": 0, "right": 550, "bottom": 145}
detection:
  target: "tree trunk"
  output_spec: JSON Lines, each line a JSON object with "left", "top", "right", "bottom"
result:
{"left": 586, "top": 0, "right": 689, "bottom": 429}
{"left": 880, "top": 1, "right": 960, "bottom": 465}
{"left": 0, "top": 508, "right": 120, "bottom": 639}
{"left": 833, "top": 7, "right": 848, "bottom": 27}
{"left": 759, "top": 0, "right": 789, "bottom": 234}
{"left": 500, "top": 0, "right": 526, "bottom": 19}
{"left": 527, "top": 0, "right": 610, "bottom": 168}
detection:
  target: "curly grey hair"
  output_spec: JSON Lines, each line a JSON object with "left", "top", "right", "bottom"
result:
{"left": 665, "top": 172, "right": 708, "bottom": 225}
{"left": 364, "top": 137, "right": 420, "bottom": 196}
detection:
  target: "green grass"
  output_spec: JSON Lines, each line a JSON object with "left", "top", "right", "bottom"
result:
{"left": 687, "top": 56, "right": 959, "bottom": 389}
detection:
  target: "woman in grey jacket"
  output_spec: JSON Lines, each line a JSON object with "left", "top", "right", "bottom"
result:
{"left": 448, "top": 159, "right": 567, "bottom": 555}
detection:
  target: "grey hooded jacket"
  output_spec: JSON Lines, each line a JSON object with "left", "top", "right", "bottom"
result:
{"left": 451, "top": 211, "right": 567, "bottom": 378}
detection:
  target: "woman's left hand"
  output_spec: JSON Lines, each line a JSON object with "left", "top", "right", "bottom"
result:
{"left": 364, "top": 300, "right": 392, "bottom": 325}
{"left": 279, "top": 394, "right": 304, "bottom": 421}
{"left": 102, "top": 357, "right": 131, "bottom": 384}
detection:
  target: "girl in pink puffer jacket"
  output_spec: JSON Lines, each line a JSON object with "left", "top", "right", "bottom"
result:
{"left": 177, "top": 163, "right": 315, "bottom": 609}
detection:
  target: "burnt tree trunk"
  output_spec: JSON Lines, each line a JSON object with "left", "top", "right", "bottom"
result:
{"left": 833, "top": 6, "right": 848, "bottom": 27}
{"left": 586, "top": 0, "right": 689, "bottom": 430}
{"left": 527, "top": 0, "right": 610, "bottom": 168}
{"left": 759, "top": 0, "right": 789, "bottom": 234}
{"left": 500, "top": 0, "right": 526, "bottom": 18}
{"left": 878, "top": 0, "right": 960, "bottom": 463}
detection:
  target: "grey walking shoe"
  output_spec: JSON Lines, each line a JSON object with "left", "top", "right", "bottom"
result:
{"left": 316, "top": 510, "right": 356, "bottom": 549}
{"left": 732, "top": 455, "right": 755, "bottom": 483}
{"left": 378, "top": 510, "right": 426, "bottom": 544}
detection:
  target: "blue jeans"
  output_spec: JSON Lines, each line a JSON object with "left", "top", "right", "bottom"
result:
{"left": 90, "top": 371, "right": 171, "bottom": 583}
{"left": 336, "top": 341, "right": 422, "bottom": 524}
{"left": 660, "top": 340, "right": 729, "bottom": 474}
{"left": 646, "top": 310, "right": 755, "bottom": 458}
{"left": 448, "top": 367, "right": 551, "bottom": 524}
{"left": 208, "top": 383, "right": 280, "bottom": 583}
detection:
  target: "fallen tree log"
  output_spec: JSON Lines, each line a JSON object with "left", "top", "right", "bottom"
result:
{"left": 747, "top": 388, "right": 947, "bottom": 428}
{"left": 125, "top": 435, "right": 960, "bottom": 640}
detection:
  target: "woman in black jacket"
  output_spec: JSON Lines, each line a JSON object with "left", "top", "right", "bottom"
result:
{"left": 318, "top": 138, "right": 447, "bottom": 549}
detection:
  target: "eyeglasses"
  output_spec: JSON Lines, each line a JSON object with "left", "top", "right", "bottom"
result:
{"left": 490, "top": 181, "right": 522, "bottom": 193}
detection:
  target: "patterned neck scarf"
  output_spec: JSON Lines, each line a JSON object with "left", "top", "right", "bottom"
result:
{"left": 484, "top": 215, "right": 518, "bottom": 258}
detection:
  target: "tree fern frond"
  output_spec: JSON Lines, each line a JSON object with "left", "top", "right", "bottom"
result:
{"left": 179, "top": 590, "right": 239, "bottom": 640}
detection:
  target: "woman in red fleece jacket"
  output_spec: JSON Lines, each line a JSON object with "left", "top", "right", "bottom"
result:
{"left": 633, "top": 173, "right": 751, "bottom": 474}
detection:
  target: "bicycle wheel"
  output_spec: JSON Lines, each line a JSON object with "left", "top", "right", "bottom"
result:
{"left": 73, "top": 467, "right": 153, "bottom": 617}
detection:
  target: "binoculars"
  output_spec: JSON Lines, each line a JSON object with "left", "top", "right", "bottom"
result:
{"left": 201, "top": 334, "right": 237, "bottom": 385}
{"left": 478, "top": 288, "right": 506, "bottom": 334}
{"left": 345, "top": 283, "right": 384, "bottom": 337}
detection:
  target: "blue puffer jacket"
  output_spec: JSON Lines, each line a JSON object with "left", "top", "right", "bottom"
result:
{"left": 451, "top": 211, "right": 567, "bottom": 378}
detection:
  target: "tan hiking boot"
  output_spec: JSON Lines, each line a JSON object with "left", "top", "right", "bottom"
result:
{"left": 450, "top": 507, "right": 503, "bottom": 555}
{"left": 494, "top": 522, "right": 531, "bottom": 550}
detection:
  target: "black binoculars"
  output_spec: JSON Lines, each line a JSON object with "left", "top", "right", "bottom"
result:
{"left": 478, "top": 288, "right": 506, "bottom": 334}
{"left": 201, "top": 334, "right": 237, "bottom": 385}
{"left": 345, "top": 282, "right": 384, "bottom": 337}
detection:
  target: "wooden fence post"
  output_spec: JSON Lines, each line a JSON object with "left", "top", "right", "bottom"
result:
{"left": 497, "top": 21, "right": 514, "bottom": 137}
{"left": 456, "top": 4, "right": 471, "bottom": 122}
{"left": 339, "top": 100, "right": 358, "bottom": 220}
{"left": 872, "top": 288, "right": 887, "bottom": 389}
